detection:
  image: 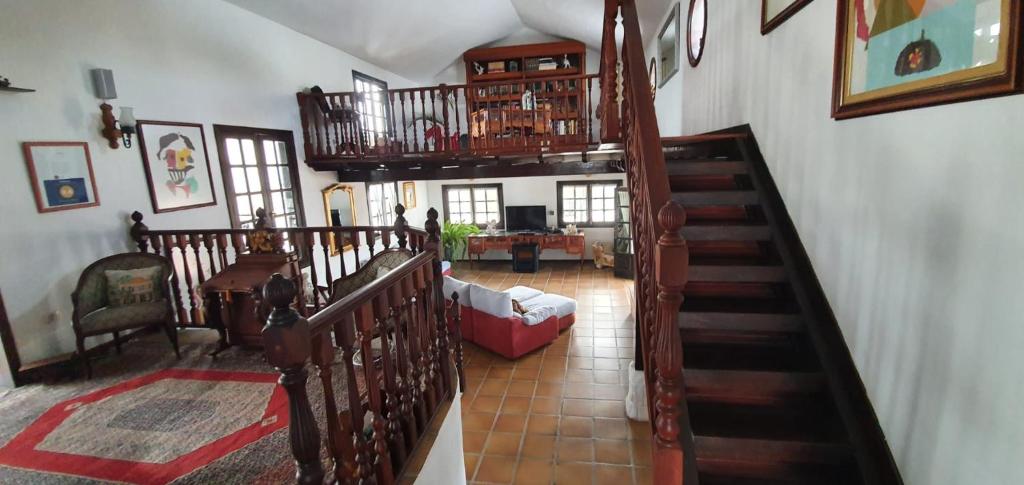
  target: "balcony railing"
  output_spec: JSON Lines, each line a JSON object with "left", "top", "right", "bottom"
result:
{"left": 298, "top": 73, "right": 610, "bottom": 165}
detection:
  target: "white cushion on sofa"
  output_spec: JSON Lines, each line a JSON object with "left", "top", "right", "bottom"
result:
{"left": 519, "top": 305, "right": 557, "bottom": 326}
{"left": 521, "top": 293, "right": 577, "bottom": 318}
{"left": 508, "top": 285, "right": 544, "bottom": 303}
{"left": 469, "top": 284, "right": 514, "bottom": 319}
{"left": 443, "top": 276, "right": 472, "bottom": 305}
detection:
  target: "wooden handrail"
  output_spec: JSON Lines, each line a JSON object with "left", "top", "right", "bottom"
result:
{"left": 604, "top": 0, "right": 691, "bottom": 483}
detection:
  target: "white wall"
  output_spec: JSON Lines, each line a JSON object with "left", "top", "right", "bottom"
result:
{"left": 651, "top": 2, "right": 1024, "bottom": 484}
{"left": 414, "top": 393, "right": 466, "bottom": 485}
{"left": 0, "top": 0, "right": 418, "bottom": 387}
{"left": 421, "top": 174, "right": 627, "bottom": 261}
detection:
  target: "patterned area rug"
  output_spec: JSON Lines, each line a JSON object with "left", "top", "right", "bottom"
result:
{"left": 0, "top": 330, "right": 350, "bottom": 484}
{"left": 0, "top": 369, "right": 287, "bottom": 484}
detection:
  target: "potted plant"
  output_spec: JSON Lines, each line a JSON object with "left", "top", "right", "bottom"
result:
{"left": 441, "top": 221, "right": 480, "bottom": 261}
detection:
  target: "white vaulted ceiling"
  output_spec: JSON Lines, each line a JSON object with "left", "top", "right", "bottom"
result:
{"left": 223, "top": 0, "right": 652, "bottom": 83}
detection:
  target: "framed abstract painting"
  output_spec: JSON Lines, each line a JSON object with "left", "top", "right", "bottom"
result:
{"left": 137, "top": 120, "right": 217, "bottom": 213}
{"left": 762, "top": 0, "right": 813, "bottom": 35}
{"left": 832, "top": 0, "right": 1022, "bottom": 119}
{"left": 22, "top": 141, "right": 100, "bottom": 213}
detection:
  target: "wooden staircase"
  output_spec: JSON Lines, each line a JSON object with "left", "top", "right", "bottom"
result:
{"left": 663, "top": 129, "right": 902, "bottom": 484}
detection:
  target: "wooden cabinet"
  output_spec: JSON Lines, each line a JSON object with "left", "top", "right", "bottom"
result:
{"left": 467, "top": 232, "right": 585, "bottom": 267}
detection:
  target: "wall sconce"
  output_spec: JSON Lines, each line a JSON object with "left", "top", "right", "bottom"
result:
{"left": 90, "top": 68, "right": 136, "bottom": 149}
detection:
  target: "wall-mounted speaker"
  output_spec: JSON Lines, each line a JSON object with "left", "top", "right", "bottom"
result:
{"left": 90, "top": 68, "right": 117, "bottom": 100}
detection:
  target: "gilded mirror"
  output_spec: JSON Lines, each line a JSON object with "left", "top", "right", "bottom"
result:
{"left": 322, "top": 183, "right": 357, "bottom": 255}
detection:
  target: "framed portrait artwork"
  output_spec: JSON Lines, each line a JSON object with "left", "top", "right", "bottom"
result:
{"left": 762, "top": 0, "right": 812, "bottom": 35}
{"left": 137, "top": 120, "right": 217, "bottom": 213}
{"left": 832, "top": 0, "right": 1022, "bottom": 119}
{"left": 22, "top": 142, "right": 100, "bottom": 213}
{"left": 402, "top": 181, "right": 417, "bottom": 209}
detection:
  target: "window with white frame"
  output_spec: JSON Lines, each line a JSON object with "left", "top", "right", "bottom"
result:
{"left": 557, "top": 181, "right": 622, "bottom": 227}
{"left": 367, "top": 182, "right": 399, "bottom": 226}
{"left": 442, "top": 184, "right": 503, "bottom": 227}
{"left": 353, "top": 71, "right": 390, "bottom": 148}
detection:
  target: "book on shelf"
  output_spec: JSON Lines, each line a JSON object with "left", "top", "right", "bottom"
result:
{"left": 486, "top": 61, "right": 506, "bottom": 73}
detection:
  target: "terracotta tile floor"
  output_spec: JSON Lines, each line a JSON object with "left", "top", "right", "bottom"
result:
{"left": 452, "top": 261, "right": 653, "bottom": 485}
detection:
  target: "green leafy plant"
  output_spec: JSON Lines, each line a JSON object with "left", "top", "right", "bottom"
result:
{"left": 441, "top": 221, "right": 480, "bottom": 261}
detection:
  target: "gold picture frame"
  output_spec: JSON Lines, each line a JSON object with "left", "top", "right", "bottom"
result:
{"left": 402, "top": 181, "right": 417, "bottom": 209}
{"left": 322, "top": 183, "right": 357, "bottom": 255}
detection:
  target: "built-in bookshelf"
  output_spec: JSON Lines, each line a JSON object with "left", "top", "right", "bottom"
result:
{"left": 463, "top": 41, "right": 589, "bottom": 148}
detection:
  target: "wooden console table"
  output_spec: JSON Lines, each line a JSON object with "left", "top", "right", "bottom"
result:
{"left": 467, "top": 232, "right": 585, "bottom": 267}
{"left": 200, "top": 253, "right": 301, "bottom": 355}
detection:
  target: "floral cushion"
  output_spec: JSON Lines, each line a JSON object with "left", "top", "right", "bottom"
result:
{"left": 105, "top": 267, "right": 162, "bottom": 307}
{"left": 79, "top": 300, "right": 169, "bottom": 335}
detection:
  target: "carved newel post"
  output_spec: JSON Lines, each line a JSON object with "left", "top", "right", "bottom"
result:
{"left": 394, "top": 203, "right": 408, "bottom": 250}
{"left": 129, "top": 211, "right": 149, "bottom": 252}
{"left": 424, "top": 208, "right": 454, "bottom": 394}
{"left": 653, "top": 201, "right": 689, "bottom": 483}
{"left": 261, "top": 274, "right": 324, "bottom": 484}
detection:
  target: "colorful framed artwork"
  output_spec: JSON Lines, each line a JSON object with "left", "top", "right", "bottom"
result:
{"left": 833, "top": 0, "right": 1022, "bottom": 119}
{"left": 687, "top": 0, "right": 707, "bottom": 67}
{"left": 22, "top": 142, "right": 100, "bottom": 213}
{"left": 402, "top": 181, "right": 417, "bottom": 209}
{"left": 137, "top": 120, "right": 217, "bottom": 213}
{"left": 762, "top": 0, "right": 812, "bottom": 35}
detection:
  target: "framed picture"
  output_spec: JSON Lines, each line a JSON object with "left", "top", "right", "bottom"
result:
{"left": 402, "top": 181, "right": 417, "bottom": 209}
{"left": 833, "top": 0, "right": 1022, "bottom": 119}
{"left": 761, "top": 0, "right": 812, "bottom": 35}
{"left": 137, "top": 120, "right": 217, "bottom": 213}
{"left": 658, "top": 3, "right": 680, "bottom": 86}
{"left": 22, "top": 142, "right": 100, "bottom": 213}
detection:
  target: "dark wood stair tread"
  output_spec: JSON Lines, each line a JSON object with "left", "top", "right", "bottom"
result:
{"left": 673, "top": 190, "right": 760, "bottom": 206}
{"left": 686, "top": 370, "right": 825, "bottom": 405}
{"left": 670, "top": 174, "right": 749, "bottom": 191}
{"left": 683, "top": 225, "right": 773, "bottom": 241}
{"left": 694, "top": 436, "right": 852, "bottom": 477}
{"left": 679, "top": 312, "right": 802, "bottom": 333}
{"left": 690, "top": 265, "right": 788, "bottom": 283}
{"left": 666, "top": 160, "right": 750, "bottom": 175}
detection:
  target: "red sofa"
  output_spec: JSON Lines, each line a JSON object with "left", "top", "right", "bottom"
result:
{"left": 442, "top": 276, "right": 575, "bottom": 359}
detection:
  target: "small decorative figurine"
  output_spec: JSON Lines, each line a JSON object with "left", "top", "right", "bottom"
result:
{"left": 561, "top": 55, "right": 572, "bottom": 69}
{"left": 0, "top": 76, "right": 10, "bottom": 88}
{"left": 592, "top": 242, "right": 615, "bottom": 269}
{"left": 564, "top": 224, "right": 578, "bottom": 235}
{"left": 520, "top": 89, "right": 534, "bottom": 109}
{"left": 486, "top": 220, "right": 498, "bottom": 235}
{"left": 473, "top": 62, "right": 485, "bottom": 75}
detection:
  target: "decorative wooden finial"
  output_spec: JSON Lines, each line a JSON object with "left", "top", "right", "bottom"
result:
{"left": 264, "top": 274, "right": 298, "bottom": 321}
{"left": 129, "top": 211, "right": 149, "bottom": 252}
{"left": 425, "top": 207, "right": 440, "bottom": 242}
{"left": 658, "top": 201, "right": 686, "bottom": 234}
{"left": 395, "top": 203, "right": 406, "bottom": 217}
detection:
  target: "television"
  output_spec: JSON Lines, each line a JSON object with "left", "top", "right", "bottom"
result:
{"left": 505, "top": 205, "right": 547, "bottom": 232}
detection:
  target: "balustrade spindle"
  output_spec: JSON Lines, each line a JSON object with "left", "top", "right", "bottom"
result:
{"left": 338, "top": 313, "right": 374, "bottom": 482}
{"left": 319, "top": 230, "right": 334, "bottom": 287}
{"left": 216, "top": 234, "right": 229, "bottom": 271}
{"left": 189, "top": 235, "right": 206, "bottom": 285}
{"left": 388, "top": 286, "right": 418, "bottom": 447}
{"left": 376, "top": 300, "right": 408, "bottom": 463}
{"left": 175, "top": 235, "right": 198, "bottom": 324}
{"left": 400, "top": 92, "right": 410, "bottom": 153}
{"left": 333, "top": 228, "right": 348, "bottom": 278}
{"left": 451, "top": 291, "right": 466, "bottom": 392}
{"left": 587, "top": 76, "right": 595, "bottom": 145}
{"left": 303, "top": 232, "right": 321, "bottom": 311}
{"left": 452, "top": 86, "right": 462, "bottom": 151}
{"left": 310, "top": 333, "right": 347, "bottom": 480}
{"left": 388, "top": 91, "right": 398, "bottom": 155}
{"left": 202, "top": 234, "right": 218, "bottom": 276}
{"left": 424, "top": 208, "right": 452, "bottom": 396}
{"left": 161, "top": 234, "right": 187, "bottom": 324}
{"left": 351, "top": 231, "right": 362, "bottom": 272}
{"left": 261, "top": 274, "right": 324, "bottom": 484}
{"left": 414, "top": 266, "right": 437, "bottom": 411}
{"left": 401, "top": 276, "right": 428, "bottom": 427}
{"left": 419, "top": 91, "right": 428, "bottom": 154}
{"left": 365, "top": 230, "right": 377, "bottom": 259}
{"left": 394, "top": 205, "right": 408, "bottom": 250}
{"left": 429, "top": 88, "right": 438, "bottom": 152}
{"left": 354, "top": 302, "right": 394, "bottom": 484}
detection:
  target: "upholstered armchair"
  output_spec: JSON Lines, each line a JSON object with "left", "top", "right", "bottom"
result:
{"left": 71, "top": 253, "right": 180, "bottom": 378}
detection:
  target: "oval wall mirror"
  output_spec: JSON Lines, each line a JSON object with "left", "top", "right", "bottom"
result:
{"left": 687, "top": 0, "right": 707, "bottom": 67}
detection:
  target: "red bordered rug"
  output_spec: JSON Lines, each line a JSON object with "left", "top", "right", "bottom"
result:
{"left": 0, "top": 368, "right": 288, "bottom": 485}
